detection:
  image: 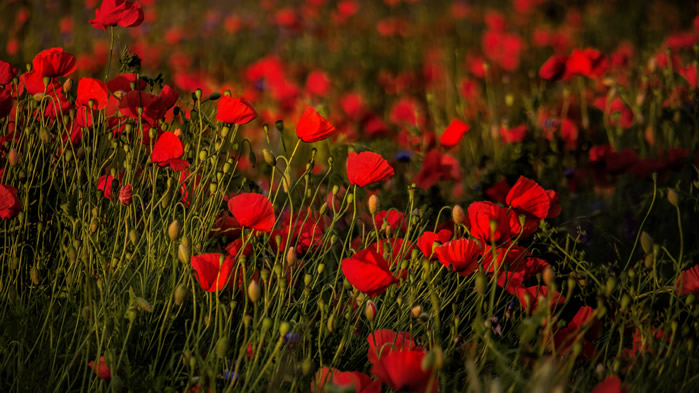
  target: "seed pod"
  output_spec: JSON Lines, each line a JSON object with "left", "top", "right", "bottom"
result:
{"left": 167, "top": 220, "right": 181, "bottom": 241}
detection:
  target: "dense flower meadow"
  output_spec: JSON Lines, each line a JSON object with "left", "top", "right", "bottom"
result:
{"left": 1, "top": 0, "right": 699, "bottom": 392}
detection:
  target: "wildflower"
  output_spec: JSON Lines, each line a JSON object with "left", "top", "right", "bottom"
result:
{"left": 346, "top": 151, "right": 394, "bottom": 187}
{"left": 417, "top": 229, "right": 452, "bottom": 259}
{"left": 434, "top": 239, "right": 482, "bottom": 276}
{"left": 296, "top": 106, "right": 336, "bottom": 143}
{"left": 591, "top": 376, "right": 627, "bottom": 393}
{"left": 467, "top": 201, "right": 510, "bottom": 243}
{"left": 151, "top": 131, "right": 190, "bottom": 171}
{"left": 89, "top": 0, "right": 144, "bottom": 31}
{"left": 0, "top": 184, "right": 21, "bottom": 220}
{"left": 341, "top": 248, "right": 398, "bottom": 297}
{"left": 88, "top": 356, "right": 112, "bottom": 380}
{"left": 0, "top": 60, "right": 18, "bottom": 85}
{"left": 32, "top": 48, "right": 76, "bottom": 78}
{"left": 216, "top": 96, "right": 257, "bottom": 125}
{"left": 190, "top": 253, "right": 235, "bottom": 292}
{"left": 311, "top": 367, "right": 381, "bottom": 393}
{"left": 676, "top": 265, "right": 699, "bottom": 296}
{"left": 118, "top": 184, "right": 132, "bottom": 206}
{"left": 227, "top": 193, "right": 275, "bottom": 233}
{"left": 76, "top": 77, "right": 109, "bottom": 110}
{"left": 439, "top": 119, "right": 470, "bottom": 148}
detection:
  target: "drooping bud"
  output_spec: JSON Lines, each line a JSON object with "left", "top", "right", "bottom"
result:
{"left": 177, "top": 243, "right": 190, "bottom": 264}
{"left": 8, "top": 148, "right": 19, "bottom": 167}
{"left": 263, "top": 149, "right": 276, "bottom": 166}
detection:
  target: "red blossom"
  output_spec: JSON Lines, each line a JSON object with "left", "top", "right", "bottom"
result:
{"left": 341, "top": 248, "right": 398, "bottom": 297}
{"left": 435, "top": 239, "right": 482, "bottom": 276}
{"left": 296, "top": 106, "right": 336, "bottom": 142}
{"left": 347, "top": 151, "right": 394, "bottom": 187}
{"left": 216, "top": 96, "right": 257, "bottom": 125}
{"left": 0, "top": 184, "right": 21, "bottom": 220}
{"left": 90, "top": 0, "right": 144, "bottom": 31}
{"left": 227, "top": 193, "right": 275, "bottom": 233}
{"left": 32, "top": 48, "right": 77, "bottom": 78}
{"left": 440, "top": 119, "right": 470, "bottom": 148}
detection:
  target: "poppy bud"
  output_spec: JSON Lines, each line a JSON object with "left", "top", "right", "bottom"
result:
{"left": 261, "top": 317, "right": 273, "bottom": 333}
{"left": 326, "top": 315, "right": 336, "bottom": 333}
{"left": 620, "top": 294, "right": 631, "bottom": 311}
{"left": 567, "top": 276, "right": 576, "bottom": 291}
{"left": 644, "top": 254, "right": 654, "bottom": 269}
{"left": 194, "top": 89, "right": 202, "bottom": 101}
{"left": 411, "top": 305, "right": 422, "bottom": 319}
{"left": 286, "top": 247, "right": 296, "bottom": 265}
{"left": 505, "top": 94, "right": 514, "bottom": 107}
{"left": 248, "top": 280, "right": 261, "bottom": 303}
{"left": 319, "top": 202, "right": 328, "bottom": 215}
{"left": 542, "top": 267, "right": 556, "bottom": 286}
{"left": 605, "top": 276, "right": 617, "bottom": 296}
{"left": 134, "top": 297, "right": 153, "bottom": 312}
{"left": 30, "top": 266, "right": 40, "bottom": 284}
{"left": 167, "top": 220, "right": 181, "bottom": 241}
{"left": 346, "top": 193, "right": 354, "bottom": 204}
{"left": 640, "top": 231, "right": 654, "bottom": 255}
{"left": 262, "top": 149, "right": 276, "bottom": 166}
{"left": 365, "top": 300, "right": 377, "bottom": 322}
{"left": 304, "top": 274, "right": 312, "bottom": 286}
{"left": 317, "top": 263, "right": 325, "bottom": 274}
{"left": 174, "top": 284, "right": 189, "bottom": 305}
{"left": 8, "top": 148, "right": 19, "bottom": 167}
{"left": 368, "top": 195, "right": 379, "bottom": 215}
{"left": 667, "top": 188, "right": 679, "bottom": 207}
{"left": 178, "top": 243, "right": 190, "bottom": 264}
{"left": 452, "top": 205, "right": 465, "bottom": 225}
{"left": 216, "top": 337, "right": 229, "bottom": 359}
{"left": 275, "top": 120, "right": 284, "bottom": 132}
{"left": 279, "top": 321, "right": 291, "bottom": 337}
{"left": 475, "top": 273, "right": 486, "bottom": 295}
{"left": 301, "top": 358, "right": 313, "bottom": 376}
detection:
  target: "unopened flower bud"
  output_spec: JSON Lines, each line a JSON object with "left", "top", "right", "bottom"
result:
{"left": 411, "top": 305, "right": 422, "bottom": 319}
{"left": 174, "top": 283, "right": 189, "bottom": 305}
{"left": 452, "top": 205, "right": 465, "bottom": 225}
{"left": 168, "top": 220, "right": 181, "bottom": 241}
{"left": 542, "top": 267, "right": 556, "bottom": 286}
{"left": 667, "top": 188, "right": 679, "bottom": 207}
{"left": 8, "top": 148, "right": 19, "bottom": 167}
{"left": 248, "top": 280, "right": 261, "bottom": 303}
{"left": 134, "top": 297, "right": 153, "bottom": 312}
{"left": 178, "top": 243, "right": 190, "bottom": 264}
{"left": 263, "top": 149, "right": 276, "bottom": 166}
{"left": 641, "top": 231, "right": 654, "bottom": 255}
{"left": 279, "top": 321, "right": 291, "bottom": 337}
{"left": 365, "top": 300, "right": 377, "bottom": 322}
{"left": 216, "top": 337, "right": 229, "bottom": 359}
{"left": 368, "top": 195, "right": 379, "bottom": 215}
{"left": 286, "top": 247, "right": 296, "bottom": 265}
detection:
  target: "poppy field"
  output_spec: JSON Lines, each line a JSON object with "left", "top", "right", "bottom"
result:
{"left": 2, "top": 0, "right": 699, "bottom": 392}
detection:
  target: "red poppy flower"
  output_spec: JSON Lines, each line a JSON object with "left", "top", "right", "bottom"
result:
{"left": 224, "top": 238, "right": 253, "bottom": 258}
{"left": 216, "top": 96, "right": 257, "bottom": 125}
{"left": 506, "top": 176, "right": 551, "bottom": 220}
{"left": 227, "top": 193, "right": 275, "bottom": 233}
{"left": 0, "top": 184, "right": 21, "bottom": 220}
{"left": 347, "top": 151, "right": 394, "bottom": 187}
{"left": 306, "top": 70, "right": 331, "bottom": 96}
{"left": 118, "top": 184, "right": 132, "bottom": 206}
{"left": 0, "top": 60, "right": 17, "bottom": 85}
{"left": 367, "top": 329, "right": 419, "bottom": 364}
{"left": 311, "top": 367, "right": 381, "bottom": 393}
{"left": 190, "top": 253, "right": 236, "bottom": 292}
{"left": 514, "top": 285, "right": 565, "bottom": 312}
{"left": 32, "top": 48, "right": 77, "bottom": 78}
{"left": 468, "top": 201, "right": 510, "bottom": 243}
{"left": 108, "top": 73, "right": 147, "bottom": 94}
{"left": 296, "top": 106, "right": 336, "bottom": 142}
{"left": 539, "top": 55, "right": 568, "bottom": 81}
{"left": 341, "top": 248, "right": 398, "bottom": 297}
{"left": 434, "top": 239, "right": 481, "bottom": 276}
{"left": 88, "top": 356, "right": 112, "bottom": 380}
{"left": 440, "top": 119, "right": 470, "bottom": 148}
{"left": 500, "top": 124, "right": 528, "bottom": 143}
{"left": 0, "top": 89, "right": 12, "bottom": 119}
{"left": 552, "top": 305, "right": 599, "bottom": 359}
{"left": 97, "top": 174, "right": 120, "bottom": 200}
{"left": 373, "top": 210, "right": 406, "bottom": 233}
{"left": 591, "top": 376, "right": 627, "bottom": 393}
{"left": 151, "top": 132, "right": 189, "bottom": 171}
{"left": 90, "top": 0, "right": 144, "bottom": 31}
{"left": 676, "top": 265, "right": 699, "bottom": 296}
{"left": 417, "top": 229, "right": 452, "bottom": 259}
{"left": 564, "top": 48, "right": 608, "bottom": 79}
{"left": 370, "top": 348, "right": 438, "bottom": 393}
{"left": 77, "top": 77, "right": 109, "bottom": 110}
{"left": 482, "top": 244, "right": 532, "bottom": 275}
